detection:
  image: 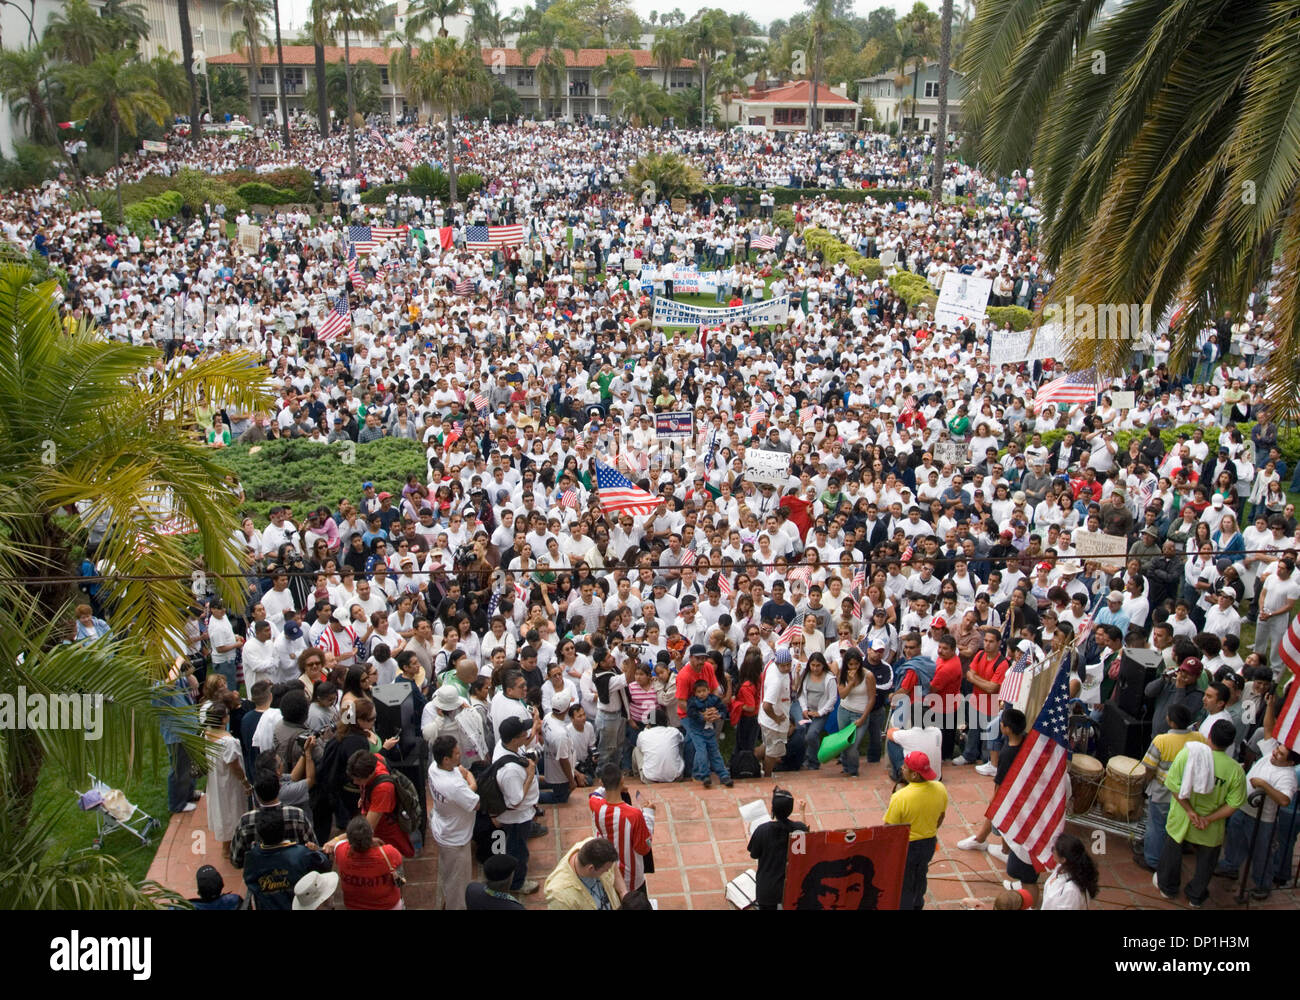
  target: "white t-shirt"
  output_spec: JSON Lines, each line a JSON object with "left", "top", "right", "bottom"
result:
{"left": 1040, "top": 868, "right": 1090, "bottom": 910}
{"left": 426, "top": 763, "right": 480, "bottom": 847}
{"left": 542, "top": 713, "right": 572, "bottom": 785}
{"left": 636, "top": 725, "right": 684, "bottom": 782}
{"left": 1242, "top": 740, "right": 1299, "bottom": 823}
{"left": 758, "top": 666, "right": 793, "bottom": 730}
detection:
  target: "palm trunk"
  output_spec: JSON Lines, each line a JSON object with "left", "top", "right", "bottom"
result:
{"left": 910, "top": 60, "right": 920, "bottom": 134}
{"left": 247, "top": 61, "right": 258, "bottom": 124}
{"left": 114, "top": 119, "right": 123, "bottom": 222}
{"left": 177, "top": 0, "right": 201, "bottom": 145}
{"left": 447, "top": 109, "right": 457, "bottom": 204}
{"left": 272, "top": 0, "right": 291, "bottom": 148}
{"left": 700, "top": 67, "right": 707, "bottom": 128}
{"left": 344, "top": 20, "right": 357, "bottom": 174}
{"left": 930, "top": 0, "right": 953, "bottom": 203}
{"left": 314, "top": 40, "right": 328, "bottom": 138}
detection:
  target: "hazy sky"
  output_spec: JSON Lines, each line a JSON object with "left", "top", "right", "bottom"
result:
{"left": 277, "top": 0, "right": 943, "bottom": 34}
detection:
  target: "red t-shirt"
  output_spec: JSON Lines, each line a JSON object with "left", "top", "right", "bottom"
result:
{"left": 967, "top": 651, "right": 1010, "bottom": 716}
{"left": 334, "top": 841, "right": 403, "bottom": 910}
{"left": 931, "top": 655, "right": 963, "bottom": 698}
{"left": 359, "top": 758, "right": 414, "bottom": 858}
{"left": 675, "top": 662, "right": 720, "bottom": 718}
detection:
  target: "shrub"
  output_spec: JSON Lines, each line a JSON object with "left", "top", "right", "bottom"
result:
{"left": 889, "top": 270, "right": 938, "bottom": 311}
{"left": 172, "top": 168, "right": 246, "bottom": 214}
{"left": 235, "top": 182, "right": 299, "bottom": 206}
{"left": 773, "top": 208, "right": 795, "bottom": 231}
{"left": 223, "top": 166, "right": 314, "bottom": 201}
{"left": 215, "top": 437, "right": 428, "bottom": 524}
{"left": 123, "top": 191, "right": 184, "bottom": 234}
{"left": 985, "top": 305, "right": 1035, "bottom": 331}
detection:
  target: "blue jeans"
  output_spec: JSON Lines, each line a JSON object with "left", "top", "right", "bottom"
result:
{"left": 960, "top": 709, "right": 995, "bottom": 763}
{"left": 901, "top": 837, "right": 937, "bottom": 910}
{"left": 1219, "top": 810, "right": 1274, "bottom": 890}
{"left": 683, "top": 718, "right": 729, "bottom": 781}
{"left": 1144, "top": 799, "right": 1170, "bottom": 868}
{"left": 803, "top": 715, "right": 829, "bottom": 768}
{"left": 501, "top": 819, "right": 531, "bottom": 890}
{"left": 539, "top": 779, "right": 572, "bottom": 805}
{"left": 212, "top": 659, "right": 238, "bottom": 692}
{"left": 837, "top": 706, "right": 869, "bottom": 776}
{"left": 1273, "top": 800, "right": 1300, "bottom": 884}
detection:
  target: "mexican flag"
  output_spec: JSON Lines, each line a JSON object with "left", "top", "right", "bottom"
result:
{"left": 57, "top": 119, "right": 86, "bottom": 130}
{"left": 411, "top": 227, "right": 455, "bottom": 250}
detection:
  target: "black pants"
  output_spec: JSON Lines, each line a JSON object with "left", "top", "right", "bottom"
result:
{"left": 900, "top": 836, "right": 937, "bottom": 910}
{"left": 1156, "top": 833, "right": 1219, "bottom": 906}
{"left": 167, "top": 743, "right": 195, "bottom": 813}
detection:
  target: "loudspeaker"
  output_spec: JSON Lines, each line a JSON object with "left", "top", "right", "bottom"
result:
{"left": 1114, "top": 648, "right": 1162, "bottom": 717}
{"left": 372, "top": 682, "right": 415, "bottom": 741}
{"left": 1099, "top": 702, "right": 1150, "bottom": 761}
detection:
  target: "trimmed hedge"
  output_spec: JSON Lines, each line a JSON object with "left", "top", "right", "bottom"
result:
{"left": 123, "top": 191, "right": 184, "bottom": 234}
{"left": 986, "top": 305, "right": 1035, "bottom": 331}
{"left": 889, "top": 270, "right": 938, "bottom": 312}
{"left": 707, "top": 185, "right": 929, "bottom": 206}
{"left": 222, "top": 167, "right": 314, "bottom": 202}
{"left": 215, "top": 437, "right": 428, "bottom": 524}
{"left": 236, "top": 182, "right": 299, "bottom": 206}
{"left": 360, "top": 170, "right": 485, "bottom": 205}
{"left": 801, "top": 227, "right": 883, "bottom": 279}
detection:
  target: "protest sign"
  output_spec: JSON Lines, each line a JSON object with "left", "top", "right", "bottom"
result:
{"left": 652, "top": 295, "right": 789, "bottom": 328}
{"left": 743, "top": 448, "right": 791, "bottom": 487}
{"left": 934, "top": 271, "right": 992, "bottom": 331}
{"left": 655, "top": 411, "right": 693, "bottom": 440}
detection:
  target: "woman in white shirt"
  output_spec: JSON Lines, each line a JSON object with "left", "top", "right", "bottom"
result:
{"left": 1039, "top": 834, "right": 1098, "bottom": 910}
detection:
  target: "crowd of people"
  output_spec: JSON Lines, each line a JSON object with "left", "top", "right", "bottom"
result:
{"left": 46, "top": 115, "right": 1299, "bottom": 910}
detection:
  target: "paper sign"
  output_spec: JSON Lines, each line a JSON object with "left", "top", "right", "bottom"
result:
{"left": 1111, "top": 391, "right": 1135, "bottom": 410}
{"left": 237, "top": 223, "right": 262, "bottom": 254}
{"left": 934, "top": 271, "right": 992, "bottom": 331}
{"left": 652, "top": 294, "right": 789, "bottom": 328}
{"left": 743, "top": 448, "right": 791, "bottom": 487}
{"left": 1074, "top": 531, "right": 1129, "bottom": 572}
{"left": 655, "top": 411, "right": 693, "bottom": 440}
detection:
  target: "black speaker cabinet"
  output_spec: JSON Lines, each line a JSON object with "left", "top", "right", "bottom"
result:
{"left": 371, "top": 682, "right": 415, "bottom": 741}
{"left": 1114, "top": 647, "right": 1162, "bottom": 717}
{"left": 1099, "top": 701, "right": 1150, "bottom": 761}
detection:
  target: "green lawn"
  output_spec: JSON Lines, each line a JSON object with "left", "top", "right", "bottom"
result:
{"left": 33, "top": 741, "right": 175, "bottom": 886}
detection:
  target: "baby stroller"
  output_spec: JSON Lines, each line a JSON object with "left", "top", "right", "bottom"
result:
{"left": 75, "top": 774, "right": 161, "bottom": 850}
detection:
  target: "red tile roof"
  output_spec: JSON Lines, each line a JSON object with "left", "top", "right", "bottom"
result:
{"left": 210, "top": 45, "right": 693, "bottom": 69}
{"left": 740, "top": 80, "right": 857, "bottom": 107}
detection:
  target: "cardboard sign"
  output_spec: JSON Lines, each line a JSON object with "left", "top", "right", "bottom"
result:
{"left": 141, "top": 139, "right": 168, "bottom": 153}
{"left": 1074, "top": 530, "right": 1129, "bottom": 572}
{"left": 237, "top": 223, "right": 262, "bottom": 254}
{"left": 743, "top": 448, "right": 791, "bottom": 487}
{"left": 655, "top": 410, "right": 693, "bottom": 440}
{"left": 934, "top": 271, "right": 992, "bottom": 332}
{"left": 1111, "top": 391, "right": 1135, "bottom": 410}
{"left": 782, "top": 825, "right": 909, "bottom": 910}
{"left": 934, "top": 439, "right": 966, "bottom": 468}
{"left": 670, "top": 197, "right": 686, "bottom": 212}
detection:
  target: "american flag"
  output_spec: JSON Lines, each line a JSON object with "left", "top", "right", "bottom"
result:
{"left": 751, "top": 234, "right": 779, "bottom": 250}
{"left": 852, "top": 565, "right": 866, "bottom": 593}
{"left": 560, "top": 488, "right": 579, "bottom": 510}
{"left": 986, "top": 663, "right": 1072, "bottom": 871}
{"left": 1032, "top": 368, "right": 1098, "bottom": 412}
{"left": 776, "top": 613, "right": 805, "bottom": 647}
{"left": 595, "top": 460, "right": 662, "bottom": 517}
{"left": 347, "top": 225, "right": 407, "bottom": 253}
{"left": 717, "top": 573, "right": 732, "bottom": 600}
{"left": 1273, "top": 616, "right": 1300, "bottom": 752}
{"left": 703, "top": 428, "right": 719, "bottom": 473}
{"left": 997, "top": 647, "right": 1033, "bottom": 706}
{"left": 747, "top": 404, "right": 767, "bottom": 429}
{"left": 368, "top": 128, "right": 383, "bottom": 144}
{"left": 318, "top": 294, "right": 352, "bottom": 342}
{"left": 679, "top": 547, "right": 696, "bottom": 568}
{"left": 402, "top": 134, "right": 416, "bottom": 157}
{"left": 787, "top": 565, "right": 812, "bottom": 591}
{"left": 472, "top": 392, "right": 488, "bottom": 410}
{"left": 346, "top": 243, "right": 362, "bottom": 285}
{"left": 454, "top": 276, "right": 475, "bottom": 295}
{"left": 465, "top": 224, "right": 524, "bottom": 251}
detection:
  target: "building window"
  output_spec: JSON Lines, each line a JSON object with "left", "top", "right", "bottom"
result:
{"left": 259, "top": 67, "right": 275, "bottom": 86}
{"left": 517, "top": 69, "right": 534, "bottom": 87}
{"left": 261, "top": 98, "right": 278, "bottom": 118}
{"left": 773, "top": 107, "right": 806, "bottom": 125}
{"left": 924, "top": 81, "right": 938, "bottom": 98}
{"left": 379, "top": 67, "right": 390, "bottom": 86}
{"left": 824, "top": 108, "right": 852, "bottom": 123}
{"left": 285, "top": 67, "right": 304, "bottom": 92}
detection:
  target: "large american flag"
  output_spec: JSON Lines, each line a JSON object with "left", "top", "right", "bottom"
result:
{"left": 348, "top": 225, "right": 407, "bottom": 253}
{"left": 751, "top": 234, "right": 779, "bottom": 251}
{"left": 318, "top": 294, "right": 352, "bottom": 342}
{"left": 454, "top": 276, "right": 475, "bottom": 295}
{"left": 776, "top": 613, "right": 805, "bottom": 647}
{"left": 986, "top": 663, "right": 1072, "bottom": 871}
{"left": 595, "top": 460, "right": 662, "bottom": 517}
{"left": 465, "top": 224, "right": 524, "bottom": 251}
{"left": 1273, "top": 616, "right": 1300, "bottom": 752}
{"left": 1032, "top": 368, "right": 1098, "bottom": 412}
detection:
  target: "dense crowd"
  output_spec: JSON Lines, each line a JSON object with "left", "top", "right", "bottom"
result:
{"left": 46, "top": 119, "right": 1300, "bottom": 910}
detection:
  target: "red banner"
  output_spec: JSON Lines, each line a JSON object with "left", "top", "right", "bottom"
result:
{"left": 782, "top": 825, "right": 910, "bottom": 910}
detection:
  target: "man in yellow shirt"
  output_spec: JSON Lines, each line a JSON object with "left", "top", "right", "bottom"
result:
{"left": 884, "top": 751, "right": 948, "bottom": 910}
{"left": 1134, "top": 703, "right": 1205, "bottom": 872}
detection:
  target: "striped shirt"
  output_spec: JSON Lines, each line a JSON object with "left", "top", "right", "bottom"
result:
{"left": 589, "top": 792, "right": 654, "bottom": 891}
{"left": 627, "top": 681, "right": 658, "bottom": 725}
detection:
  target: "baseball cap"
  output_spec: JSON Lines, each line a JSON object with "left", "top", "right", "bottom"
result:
{"left": 869, "top": 637, "right": 887, "bottom": 650}
{"left": 929, "top": 615, "right": 946, "bottom": 629}
{"left": 1107, "top": 590, "right": 1123, "bottom": 602}
{"left": 1178, "top": 657, "right": 1204, "bottom": 679}
{"left": 904, "top": 751, "right": 936, "bottom": 781}
{"left": 689, "top": 644, "right": 707, "bottom": 657}
{"left": 377, "top": 491, "right": 393, "bottom": 500}
{"left": 551, "top": 691, "right": 572, "bottom": 712}
{"left": 283, "top": 621, "right": 303, "bottom": 640}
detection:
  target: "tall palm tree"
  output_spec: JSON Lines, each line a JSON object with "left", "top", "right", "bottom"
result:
{"left": 408, "top": 0, "right": 466, "bottom": 39}
{"left": 270, "top": 0, "right": 292, "bottom": 146}
{"left": 176, "top": 0, "right": 203, "bottom": 143}
{"left": 711, "top": 54, "right": 745, "bottom": 126}
{"left": 0, "top": 262, "right": 271, "bottom": 904}
{"left": 964, "top": 0, "right": 1300, "bottom": 416}
{"left": 683, "top": 8, "right": 728, "bottom": 130}
{"left": 225, "top": 0, "right": 272, "bottom": 125}
{"left": 517, "top": 11, "right": 581, "bottom": 120}
{"left": 929, "top": 0, "right": 953, "bottom": 200}
{"left": 651, "top": 27, "right": 682, "bottom": 91}
{"left": 467, "top": 0, "right": 508, "bottom": 46}
{"left": 608, "top": 71, "right": 665, "bottom": 127}
{"left": 405, "top": 37, "right": 491, "bottom": 202}
{"left": 324, "top": 0, "right": 383, "bottom": 175}
{"left": 804, "top": 0, "right": 833, "bottom": 134}
{"left": 66, "top": 51, "right": 170, "bottom": 219}
{"left": 309, "top": 0, "right": 331, "bottom": 138}
{"left": 591, "top": 52, "right": 635, "bottom": 94}
{"left": 42, "top": 0, "right": 108, "bottom": 67}
{"left": 147, "top": 52, "right": 194, "bottom": 114}
{"left": 99, "top": 0, "right": 151, "bottom": 50}
{"left": 897, "top": 3, "right": 938, "bottom": 134}
{"left": 0, "top": 45, "right": 57, "bottom": 144}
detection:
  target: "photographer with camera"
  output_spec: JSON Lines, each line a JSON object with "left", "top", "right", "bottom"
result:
{"left": 492, "top": 716, "right": 542, "bottom": 895}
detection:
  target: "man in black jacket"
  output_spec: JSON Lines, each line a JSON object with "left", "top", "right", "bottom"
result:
{"left": 1146, "top": 540, "right": 1184, "bottom": 609}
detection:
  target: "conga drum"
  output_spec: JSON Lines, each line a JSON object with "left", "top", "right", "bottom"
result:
{"left": 1098, "top": 755, "right": 1147, "bottom": 821}
{"left": 1067, "top": 754, "right": 1103, "bottom": 814}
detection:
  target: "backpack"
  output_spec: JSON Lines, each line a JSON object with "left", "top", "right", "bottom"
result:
{"left": 475, "top": 753, "right": 528, "bottom": 817}
{"left": 372, "top": 771, "right": 421, "bottom": 835}
{"left": 731, "top": 749, "right": 761, "bottom": 780}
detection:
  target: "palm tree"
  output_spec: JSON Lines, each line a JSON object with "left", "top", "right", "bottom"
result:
{"left": 964, "top": 0, "right": 1300, "bottom": 415}
{"left": 467, "top": 0, "right": 508, "bottom": 46}
{"left": 176, "top": 0, "right": 203, "bottom": 144}
{"left": 608, "top": 71, "right": 665, "bottom": 126}
{"left": 0, "top": 45, "right": 57, "bottom": 144}
{"left": 897, "top": 2, "right": 938, "bottom": 134}
{"left": 42, "top": 0, "right": 108, "bottom": 67}
{"left": 270, "top": 0, "right": 292, "bottom": 146}
{"left": 408, "top": 0, "right": 466, "bottom": 39}
{"left": 66, "top": 51, "right": 170, "bottom": 220}
{"left": 0, "top": 262, "right": 270, "bottom": 904}
{"left": 591, "top": 52, "right": 634, "bottom": 94}
{"left": 804, "top": 0, "right": 833, "bottom": 134}
{"left": 683, "top": 8, "right": 729, "bottom": 130}
{"left": 405, "top": 37, "right": 491, "bottom": 203}
{"left": 929, "top": 0, "right": 953, "bottom": 200}
{"left": 99, "top": 0, "right": 151, "bottom": 50}
{"left": 309, "top": 0, "right": 331, "bottom": 138}
{"left": 323, "top": 0, "right": 383, "bottom": 175}
{"left": 651, "top": 27, "right": 682, "bottom": 91}
{"left": 225, "top": 0, "right": 272, "bottom": 125}
{"left": 517, "top": 11, "right": 582, "bottom": 120}
{"left": 147, "top": 52, "right": 194, "bottom": 115}
{"left": 711, "top": 54, "right": 745, "bottom": 126}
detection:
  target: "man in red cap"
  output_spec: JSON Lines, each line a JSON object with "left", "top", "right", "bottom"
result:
{"left": 884, "top": 750, "right": 948, "bottom": 910}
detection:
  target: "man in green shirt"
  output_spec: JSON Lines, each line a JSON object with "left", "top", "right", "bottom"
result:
{"left": 1154, "top": 719, "right": 1246, "bottom": 908}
